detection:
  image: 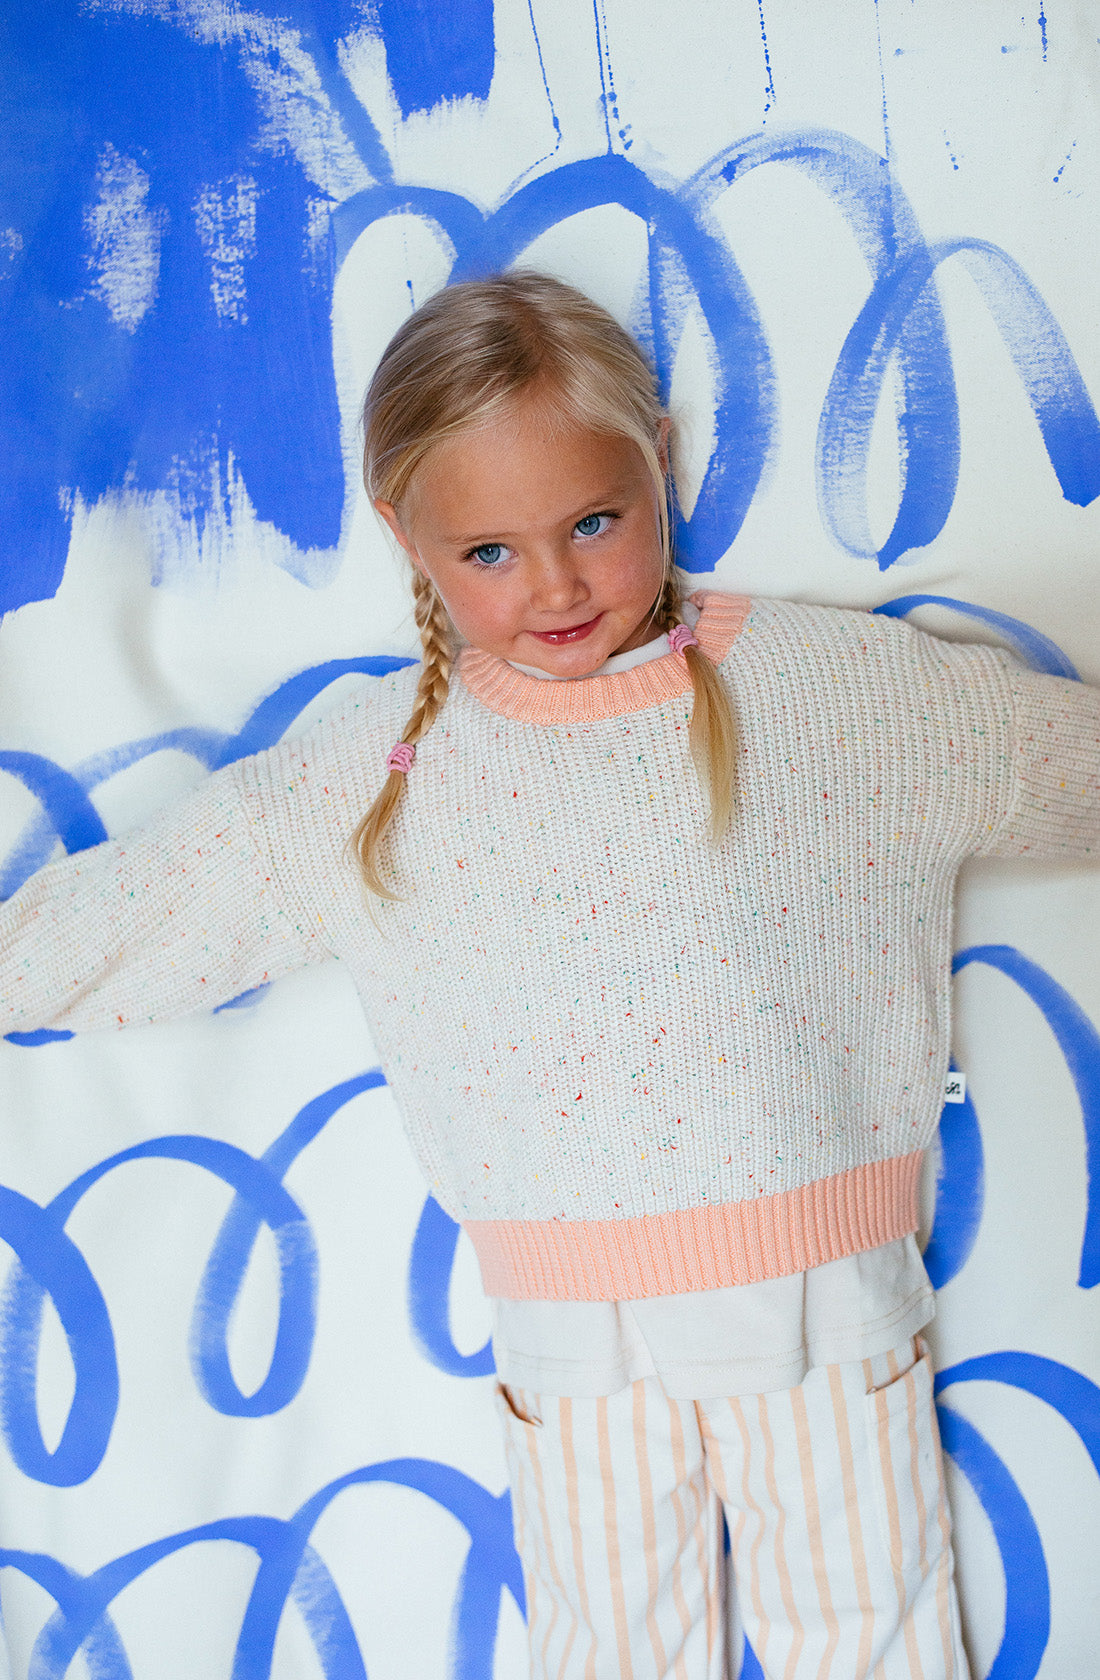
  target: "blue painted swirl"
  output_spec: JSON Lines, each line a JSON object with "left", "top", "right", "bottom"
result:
{"left": 936, "top": 1353, "right": 1100, "bottom": 1677}
{"left": 0, "top": 1137, "right": 318, "bottom": 1482}
{"left": 194, "top": 1072, "right": 385, "bottom": 1417}
{"left": 936, "top": 1403, "right": 1050, "bottom": 1680}
{"left": 2, "top": 1458, "right": 523, "bottom": 1680}
{"left": 952, "top": 946, "right": 1100, "bottom": 1289}
{"left": 408, "top": 1196, "right": 495, "bottom": 1378}
{"left": 0, "top": 1185, "right": 119, "bottom": 1489}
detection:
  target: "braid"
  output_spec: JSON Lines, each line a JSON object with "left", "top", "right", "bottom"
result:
{"left": 405, "top": 571, "right": 454, "bottom": 743}
{"left": 352, "top": 573, "right": 454, "bottom": 898}
{"left": 651, "top": 565, "right": 684, "bottom": 635}
{"left": 658, "top": 564, "right": 738, "bottom": 840}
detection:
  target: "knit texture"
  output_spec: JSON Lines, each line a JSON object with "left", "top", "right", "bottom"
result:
{"left": 3, "top": 595, "right": 1098, "bottom": 1298}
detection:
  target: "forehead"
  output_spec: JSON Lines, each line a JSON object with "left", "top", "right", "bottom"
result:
{"left": 405, "top": 395, "right": 649, "bottom": 539}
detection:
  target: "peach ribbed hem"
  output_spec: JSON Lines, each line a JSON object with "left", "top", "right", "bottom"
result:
{"left": 465, "top": 1152, "right": 923, "bottom": 1300}
{"left": 458, "top": 592, "right": 750, "bottom": 723}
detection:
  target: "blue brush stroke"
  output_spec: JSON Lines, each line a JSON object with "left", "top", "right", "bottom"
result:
{"left": 0, "top": 752, "right": 107, "bottom": 854}
{"left": 936, "top": 1351, "right": 1100, "bottom": 1476}
{"left": 501, "top": 0, "right": 563, "bottom": 196}
{"left": 935, "top": 1352, "right": 1100, "bottom": 1678}
{"left": 7, "top": 1525, "right": 355, "bottom": 1680}
{"left": 0, "top": 1136, "right": 318, "bottom": 1482}
{"left": 922, "top": 1061, "right": 985, "bottom": 1290}
{"left": 0, "top": 1, "right": 348, "bottom": 611}
{"left": 953, "top": 946, "right": 1100, "bottom": 1288}
{"left": 0, "top": 1184, "right": 119, "bottom": 1489}
{"left": 3, "top": 1028, "right": 74, "bottom": 1047}
{"left": 333, "top": 181, "right": 486, "bottom": 271}
{"left": 408, "top": 1196, "right": 495, "bottom": 1378}
{"left": 948, "top": 238, "right": 1100, "bottom": 509}
{"left": 6, "top": 1457, "right": 522, "bottom": 1679}
{"left": 823, "top": 236, "right": 1100, "bottom": 566}
{"left": 873, "top": 596, "right": 1079, "bottom": 679}
{"left": 237, "top": 1461, "right": 523, "bottom": 1680}
{"left": 194, "top": 1071, "right": 384, "bottom": 1416}
{"left": 686, "top": 130, "right": 1100, "bottom": 566}
{"left": 686, "top": 129, "right": 960, "bottom": 567}
{"left": 0, "top": 1551, "right": 133, "bottom": 1680}
{"left": 209, "top": 656, "right": 414, "bottom": 767}
{"left": 277, "top": 1, "right": 393, "bottom": 187}
{"left": 0, "top": 1071, "right": 398, "bottom": 1480}
{"left": 372, "top": 0, "right": 495, "bottom": 119}
{"left": 936, "top": 1403, "right": 1050, "bottom": 1679}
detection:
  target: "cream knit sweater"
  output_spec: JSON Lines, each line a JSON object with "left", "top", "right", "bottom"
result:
{"left": 3, "top": 595, "right": 1098, "bottom": 1300}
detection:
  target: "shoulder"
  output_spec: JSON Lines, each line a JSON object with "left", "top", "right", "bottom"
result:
{"left": 233, "top": 659, "right": 424, "bottom": 818}
{"left": 715, "top": 593, "right": 1013, "bottom": 686}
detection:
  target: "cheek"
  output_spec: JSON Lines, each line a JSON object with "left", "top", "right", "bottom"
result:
{"left": 429, "top": 573, "right": 506, "bottom": 641}
{"left": 625, "top": 536, "right": 666, "bottom": 599}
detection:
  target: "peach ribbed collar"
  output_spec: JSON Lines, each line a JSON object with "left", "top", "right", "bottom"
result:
{"left": 457, "top": 591, "right": 751, "bottom": 723}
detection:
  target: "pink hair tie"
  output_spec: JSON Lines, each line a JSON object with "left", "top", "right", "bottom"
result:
{"left": 386, "top": 742, "right": 415, "bottom": 774}
{"left": 668, "top": 623, "right": 699, "bottom": 657}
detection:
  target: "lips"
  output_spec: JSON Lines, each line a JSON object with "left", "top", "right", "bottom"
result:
{"left": 529, "top": 614, "right": 603, "bottom": 645}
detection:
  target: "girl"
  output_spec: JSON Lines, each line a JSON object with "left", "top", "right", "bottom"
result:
{"left": 2, "top": 271, "right": 1098, "bottom": 1680}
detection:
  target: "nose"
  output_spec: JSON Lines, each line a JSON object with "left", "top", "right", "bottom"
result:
{"left": 529, "top": 545, "right": 588, "bottom": 615}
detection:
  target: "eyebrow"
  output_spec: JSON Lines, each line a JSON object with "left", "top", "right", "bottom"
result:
{"left": 441, "top": 482, "right": 635, "bottom": 547}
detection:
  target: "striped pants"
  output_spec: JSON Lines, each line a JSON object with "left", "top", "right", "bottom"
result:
{"left": 497, "top": 1340, "right": 970, "bottom": 1680}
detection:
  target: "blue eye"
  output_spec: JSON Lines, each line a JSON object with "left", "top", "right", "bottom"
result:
{"left": 471, "top": 543, "right": 506, "bottom": 566}
{"left": 575, "top": 513, "right": 608, "bottom": 537}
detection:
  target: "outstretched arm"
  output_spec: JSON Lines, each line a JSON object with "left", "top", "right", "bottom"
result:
{"left": 980, "top": 659, "right": 1100, "bottom": 860}
{"left": 0, "top": 761, "right": 325, "bottom": 1038}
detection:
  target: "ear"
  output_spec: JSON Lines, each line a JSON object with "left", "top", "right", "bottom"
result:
{"left": 374, "top": 499, "right": 423, "bottom": 569}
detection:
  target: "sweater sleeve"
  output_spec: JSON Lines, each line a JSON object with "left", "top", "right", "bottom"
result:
{"left": 979, "top": 658, "right": 1100, "bottom": 859}
{"left": 0, "top": 761, "right": 325, "bottom": 1037}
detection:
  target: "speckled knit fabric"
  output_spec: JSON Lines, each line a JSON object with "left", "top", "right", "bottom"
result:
{"left": 3, "top": 595, "right": 1098, "bottom": 1299}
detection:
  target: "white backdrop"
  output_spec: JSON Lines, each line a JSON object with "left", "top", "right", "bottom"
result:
{"left": 0, "top": 2, "right": 1098, "bottom": 1675}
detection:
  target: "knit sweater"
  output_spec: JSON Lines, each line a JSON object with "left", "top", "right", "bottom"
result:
{"left": 3, "top": 595, "right": 1098, "bottom": 1300}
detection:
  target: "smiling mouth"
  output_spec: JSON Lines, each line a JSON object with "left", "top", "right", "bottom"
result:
{"left": 530, "top": 615, "right": 603, "bottom": 645}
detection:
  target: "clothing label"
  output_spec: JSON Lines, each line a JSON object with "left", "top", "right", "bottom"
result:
{"left": 943, "top": 1071, "right": 966, "bottom": 1104}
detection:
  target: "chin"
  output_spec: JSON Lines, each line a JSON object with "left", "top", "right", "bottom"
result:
{"left": 551, "top": 647, "right": 608, "bottom": 677}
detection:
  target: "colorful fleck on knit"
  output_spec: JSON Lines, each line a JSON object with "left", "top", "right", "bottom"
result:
{"left": 3, "top": 595, "right": 1098, "bottom": 1299}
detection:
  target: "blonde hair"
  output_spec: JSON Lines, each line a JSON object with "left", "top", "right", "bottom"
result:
{"left": 354, "top": 271, "right": 737, "bottom": 896}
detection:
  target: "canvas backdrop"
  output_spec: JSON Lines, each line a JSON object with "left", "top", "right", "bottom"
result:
{"left": 0, "top": 2, "right": 1097, "bottom": 1675}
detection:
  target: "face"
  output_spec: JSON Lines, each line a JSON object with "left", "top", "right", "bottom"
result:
{"left": 375, "top": 393, "right": 669, "bottom": 678}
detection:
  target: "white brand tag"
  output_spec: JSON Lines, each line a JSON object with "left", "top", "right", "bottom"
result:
{"left": 943, "top": 1071, "right": 966, "bottom": 1104}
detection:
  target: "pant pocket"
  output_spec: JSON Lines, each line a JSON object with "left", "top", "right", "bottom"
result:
{"left": 865, "top": 1349, "right": 947, "bottom": 1588}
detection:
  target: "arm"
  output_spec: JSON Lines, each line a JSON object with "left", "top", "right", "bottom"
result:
{"left": 980, "top": 658, "right": 1100, "bottom": 859}
{"left": 1, "top": 761, "right": 325, "bottom": 1037}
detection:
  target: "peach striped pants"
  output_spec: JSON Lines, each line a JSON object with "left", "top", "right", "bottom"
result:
{"left": 496, "top": 1340, "right": 970, "bottom": 1680}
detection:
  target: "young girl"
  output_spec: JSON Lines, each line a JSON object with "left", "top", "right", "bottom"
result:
{"left": 2, "top": 272, "right": 1098, "bottom": 1680}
